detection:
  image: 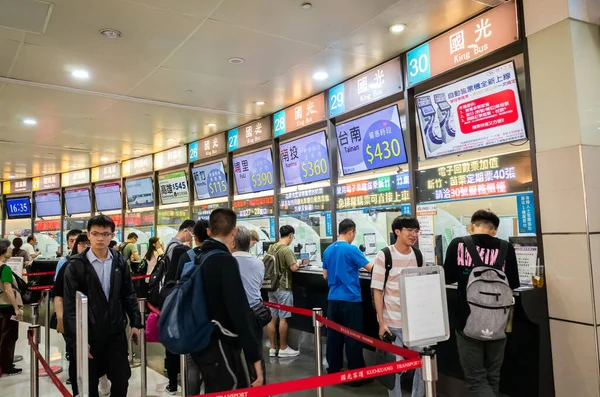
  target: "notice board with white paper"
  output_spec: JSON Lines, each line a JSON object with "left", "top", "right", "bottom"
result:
{"left": 399, "top": 266, "right": 449, "bottom": 347}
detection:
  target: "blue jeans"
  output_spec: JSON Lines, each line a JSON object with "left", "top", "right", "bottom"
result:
{"left": 388, "top": 328, "right": 425, "bottom": 397}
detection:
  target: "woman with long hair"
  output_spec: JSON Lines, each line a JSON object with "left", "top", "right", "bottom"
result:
{"left": 11, "top": 237, "right": 30, "bottom": 267}
{"left": 145, "top": 237, "right": 163, "bottom": 280}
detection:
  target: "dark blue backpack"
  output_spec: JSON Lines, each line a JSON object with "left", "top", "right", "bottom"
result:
{"left": 158, "top": 250, "right": 223, "bottom": 354}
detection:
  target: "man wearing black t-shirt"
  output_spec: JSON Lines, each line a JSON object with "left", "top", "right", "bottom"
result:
{"left": 444, "top": 210, "right": 520, "bottom": 397}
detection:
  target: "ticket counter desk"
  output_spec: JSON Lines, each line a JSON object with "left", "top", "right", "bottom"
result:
{"left": 288, "top": 269, "right": 552, "bottom": 397}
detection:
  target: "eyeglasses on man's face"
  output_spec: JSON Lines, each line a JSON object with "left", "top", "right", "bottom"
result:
{"left": 89, "top": 231, "right": 115, "bottom": 239}
{"left": 404, "top": 228, "right": 420, "bottom": 235}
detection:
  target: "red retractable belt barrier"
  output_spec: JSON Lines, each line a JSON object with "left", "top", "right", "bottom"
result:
{"left": 27, "top": 331, "right": 73, "bottom": 397}
{"left": 131, "top": 274, "right": 151, "bottom": 281}
{"left": 29, "top": 285, "right": 54, "bottom": 291}
{"left": 23, "top": 271, "right": 56, "bottom": 277}
{"left": 263, "top": 302, "right": 419, "bottom": 359}
{"left": 191, "top": 357, "right": 422, "bottom": 397}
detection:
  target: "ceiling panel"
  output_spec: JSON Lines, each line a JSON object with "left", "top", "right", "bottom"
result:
{"left": 211, "top": 0, "right": 398, "bottom": 47}
{"left": 125, "top": 0, "right": 223, "bottom": 19}
{"left": 332, "top": 0, "right": 486, "bottom": 59}
{"left": 10, "top": 43, "right": 156, "bottom": 95}
{"left": 0, "top": 38, "right": 21, "bottom": 76}
{"left": 24, "top": 0, "right": 202, "bottom": 65}
{"left": 164, "top": 19, "right": 323, "bottom": 84}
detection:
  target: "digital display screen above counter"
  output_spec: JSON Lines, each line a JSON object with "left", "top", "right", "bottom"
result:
{"left": 417, "top": 62, "right": 526, "bottom": 159}
{"left": 280, "top": 131, "right": 330, "bottom": 187}
{"left": 125, "top": 178, "right": 154, "bottom": 209}
{"left": 65, "top": 188, "right": 91, "bottom": 215}
{"left": 35, "top": 192, "right": 61, "bottom": 217}
{"left": 192, "top": 161, "right": 228, "bottom": 200}
{"left": 233, "top": 148, "right": 274, "bottom": 195}
{"left": 336, "top": 173, "right": 411, "bottom": 210}
{"left": 233, "top": 196, "right": 274, "bottom": 218}
{"left": 158, "top": 171, "right": 189, "bottom": 205}
{"left": 279, "top": 187, "right": 332, "bottom": 213}
{"left": 416, "top": 152, "right": 533, "bottom": 202}
{"left": 336, "top": 105, "right": 407, "bottom": 175}
{"left": 6, "top": 197, "right": 31, "bottom": 218}
{"left": 94, "top": 183, "right": 122, "bottom": 212}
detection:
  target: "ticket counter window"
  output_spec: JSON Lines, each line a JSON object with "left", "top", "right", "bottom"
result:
{"left": 157, "top": 207, "right": 190, "bottom": 244}
{"left": 279, "top": 188, "right": 332, "bottom": 267}
{"left": 335, "top": 173, "right": 411, "bottom": 262}
{"left": 193, "top": 203, "right": 227, "bottom": 222}
{"left": 125, "top": 211, "right": 155, "bottom": 257}
{"left": 233, "top": 197, "right": 275, "bottom": 258}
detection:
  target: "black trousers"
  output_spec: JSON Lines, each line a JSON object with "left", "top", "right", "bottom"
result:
{"left": 245, "top": 319, "right": 266, "bottom": 386}
{"left": 66, "top": 344, "right": 79, "bottom": 396}
{"left": 325, "top": 300, "right": 366, "bottom": 373}
{"left": 0, "top": 306, "right": 18, "bottom": 374}
{"left": 165, "top": 349, "right": 181, "bottom": 388}
{"left": 192, "top": 340, "right": 249, "bottom": 393}
{"left": 87, "top": 332, "right": 131, "bottom": 397}
{"left": 456, "top": 330, "right": 507, "bottom": 397}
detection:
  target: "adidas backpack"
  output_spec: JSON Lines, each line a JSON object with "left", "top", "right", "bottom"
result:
{"left": 462, "top": 236, "right": 514, "bottom": 341}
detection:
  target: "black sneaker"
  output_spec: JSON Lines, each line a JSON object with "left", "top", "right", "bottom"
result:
{"left": 67, "top": 378, "right": 72, "bottom": 385}
{"left": 165, "top": 385, "right": 178, "bottom": 395}
{"left": 2, "top": 368, "right": 23, "bottom": 376}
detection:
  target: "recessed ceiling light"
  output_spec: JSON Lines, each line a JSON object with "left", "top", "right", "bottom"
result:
{"left": 186, "top": 89, "right": 193, "bottom": 93}
{"left": 23, "top": 118, "right": 37, "bottom": 126}
{"left": 228, "top": 57, "right": 244, "bottom": 64}
{"left": 134, "top": 149, "right": 142, "bottom": 155}
{"left": 8, "top": 175, "right": 15, "bottom": 179}
{"left": 389, "top": 24, "right": 407, "bottom": 34}
{"left": 302, "top": 2, "right": 312, "bottom": 9}
{"left": 206, "top": 123, "right": 217, "bottom": 128}
{"left": 41, "top": 170, "right": 47, "bottom": 174}
{"left": 99, "top": 28, "right": 122, "bottom": 39}
{"left": 255, "top": 101, "right": 266, "bottom": 106}
{"left": 167, "top": 138, "right": 177, "bottom": 143}
{"left": 71, "top": 69, "right": 90, "bottom": 80}
{"left": 70, "top": 165, "right": 77, "bottom": 169}
{"left": 313, "top": 71, "right": 329, "bottom": 81}
{"left": 100, "top": 157, "right": 109, "bottom": 162}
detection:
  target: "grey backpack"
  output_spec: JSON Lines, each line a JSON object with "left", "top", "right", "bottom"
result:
{"left": 463, "top": 237, "right": 514, "bottom": 341}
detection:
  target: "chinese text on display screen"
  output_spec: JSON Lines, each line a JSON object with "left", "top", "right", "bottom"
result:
{"left": 6, "top": 197, "right": 31, "bottom": 218}
{"left": 233, "top": 148, "right": 274, "bottom": 195}
{"left": 65, "top": 188, "right": 91, "bottom": 215}
{"left": 416, "top": 62, "right": 526, "bottom": 159}
{"left": 191, "top": 162, "right": 228, "bottom": 200}
{"left": 416, "top": 152, "right": 532, "bottom": 202}
{"left": 280, "top": 188, "right": 331, "bottom": 213}
{"left": 125, "top": 178, "right": 155, "bottom": 210}
{"left": 336, "top": 173, "right": 411, "bottom": 210}
{"left": 35, "top": 192, "right": 61, "bottom": 217}
{"left": 280, "top": 131, "right": 330, "bottom": 187}
{"left": 94, "top": 183, "right": 122, "bottom": 212}
{"left": 158, "top": 171, "right": 189, "bottom": 205}
{"left": 233, "top": 196, "right": 274, "bottom": 218}
{"left": 336, "top": 105, "right": 407, "bottom": 175}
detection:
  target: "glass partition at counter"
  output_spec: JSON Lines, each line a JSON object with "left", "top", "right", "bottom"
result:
{"left": 34, "top": 219, "right": 61, "bottom": 258}
{"left": 124, "top": 211, "right": 155, "bottom": 258}
{"left": 279, "top": 187, "right": 333, "bottom": 268}
{"left": 193, "top": 202, "right": 228, "bottom": 221}
{"left": 335, "top": 173, "right": 412, "bottom": 262}
{"left": 415, "top": 151, "right": 537, "bottom": 287}
{"left": 157, "top": 207, "right": 190, "bottom": 244}
{"left": 233, "top": 196, "right": 275, "bottom": 258}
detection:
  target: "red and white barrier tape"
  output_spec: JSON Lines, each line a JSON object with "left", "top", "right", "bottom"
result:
{"left": 27, "top": 331, "right": 73, "bottom": 397}
{"left": 193, "top": 357, "right": 422, "bottom": 397}
{"left": 23, "top": 271, "right": 56, "bottom": 277}
{"left": 29, "top": 285, "right": 54, "bottom": 291}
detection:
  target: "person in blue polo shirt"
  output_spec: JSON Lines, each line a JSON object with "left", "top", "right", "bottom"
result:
{"left": 322, "top": 219, "right": 373, "bottom": 377}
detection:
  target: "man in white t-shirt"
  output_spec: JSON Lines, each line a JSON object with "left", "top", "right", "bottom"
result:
{"left": 371, "top": 215, "right": 424, "bottom": 397}
{"left": 23, "top": 235, "right": 40, "bottom": 260}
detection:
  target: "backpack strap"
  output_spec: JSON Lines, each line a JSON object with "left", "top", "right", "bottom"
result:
{"left": 495, "top": 240, "right": 509, "bottom": 269}
{"left": 382, "top": 247, "right": 393, "bottom": 291}
{"left": 463, "top": 236, "right": 484, "bottom": 267}
{"left": 413, "top": 247, "right": 423, "bottom": 267}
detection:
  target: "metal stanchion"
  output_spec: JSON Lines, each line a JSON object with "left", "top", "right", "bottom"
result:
{"left": 76, "top": 292, "right": 89, "bottom": 397}
{"left": 138, "top": 299, "right": 147, "bottom": 397}
{"left": 31, "top": 302, "right": 39, "bottom": 326}
{"left": 129, "top": 325, "right": 141, "bottom": 368}
{"left": 180, "top": 354, "right": 187, "bottom": 397}
{"left": 421, "top": 347, "right": 438, "bottom": 397}
{"left": 40, "top": 289, "right": 62, "bottom": 377}
{"left": 312, "top": 308, "right": 324, "bottom": 397}
{"left": 29, "top": 325, "right": 40, "bottom": 397}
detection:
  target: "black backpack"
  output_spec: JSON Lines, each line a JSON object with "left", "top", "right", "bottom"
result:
{"left": 0, "top": 264, "right": 32, "bottom": 305}
{"left": 148, "top": 242, "right": 179, "bottom": 308}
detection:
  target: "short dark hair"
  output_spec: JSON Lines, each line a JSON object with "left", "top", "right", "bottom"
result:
{"left": 12, "top": 237, "right": 23, "bottom": 250}
{"left": 280, "top": 225, "right": 295, "bottom": 238}
{"left": 72, "top": 233, "right": 90, "bottom": 255}
{"left": 193, "top": 219, "right": 209, "bottom": 242}
{"left": 67, "top": 229, "right": 82, "bottom": 240}
{"left": 391, "top": 215, "right": 420, "bottom": 234}
{"left": 338, "top": 219, "right": 356, "bottom": 235}
{"left": 108, "top": 240, "right": 118, "bottom": 249}
{"left": 178, "top": 219, "right": 196, "bottom": 232}
{"left": 27, "top": 235, "right": 35, "bottom": 243}
{"left": 209, "top": 209, "right": 236, "bottom": 237}
{"left": 127, "top": 232, "right": 139, "bottom": 240}
{"left": 0, "top": 239, "right": 11, "bottom": 257}
{"left": 87, "top": 215, "right": 116, "bottom": 233}
{"left": 471, "top": 210, "right": 500, "bottom": 229}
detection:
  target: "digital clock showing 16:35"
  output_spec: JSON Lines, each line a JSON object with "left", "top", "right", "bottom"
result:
{"left": 8, "top": 198, "right": 30, "bottom": 217}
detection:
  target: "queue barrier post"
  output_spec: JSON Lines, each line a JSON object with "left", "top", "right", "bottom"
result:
{"left": 41, "top": 289, "right": 62, "bottom": 377}
{"left": 29, "top": 325, "right": 40, "bottom": 397}
{"left": 76, "top": 292, "right": 89, "bottom": 397}
{"left": 138, "top": 299, "right": 147, "bottom": 397}
{"left": 312, "top": 308, "right": 324, "bottom": 397}
{"left": 31, "top": 302, "right": 39, "bottom": 327}
{"left": 180, "top": 354, "right": 188, "bottom": 396}
{"left": 421, "top": 347, "right": 438, "bottom": 397}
